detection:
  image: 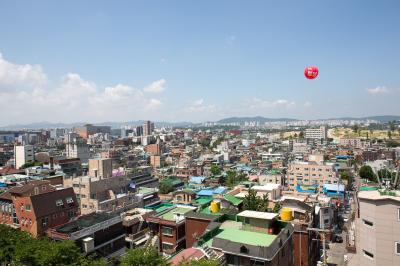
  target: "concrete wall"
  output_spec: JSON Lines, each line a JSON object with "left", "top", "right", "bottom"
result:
{"left": 356, "top": 198, "right": 400, "bottom": 266}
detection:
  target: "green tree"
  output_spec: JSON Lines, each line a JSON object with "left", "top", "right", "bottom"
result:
{"left": 159, "top": 182, "right": 174, "bottom": 194}
{"left": 389, "top": 121, "right": 396, "bottom": 132}
{"left": 179, "top": 258, "right": 220, "bottom": 266}
{"left": 120, "top": 246, "right": 168, "bottom": 266}
{"left": 340, "top": 171, "right": 350, "bottom": 181}
{"left": 243, "top": 189, "right": 269, "bottom": 212}
{"left": 225, "top": 170, "right": 237, "bottom": 187}
{"left": 258, "top": 194, "right": 269, "bottom": 212}
{"left": 272, "top": 201, "right": 282, "bottom": 213}
{"left": 359, "top": 165, "right": 377, "bottom": 182}
{"left": 299, "top": 131, "right": 304, "bottom": 139}
{"left": 0, "top": 225, "right": 105, "bottom": 266}
{"left": 20, "top": 161, "right": 43, "bottom": 169}
{"left": 377, "top": 169, "right": 395, "bottom": 181}
{"left": 224, "top": 171, "right": 248, "bottom": 187}
{"left": 388, "top": 130, "right": 392, "bottom": 139}
{"left": 352, "top": 124, "right": 359, "bottom": 133}
{"left": 386, "top": 140, "right": 400, "bottom": 147}
{"left": 210, "top": 165, "right": 221, "bottom": 176}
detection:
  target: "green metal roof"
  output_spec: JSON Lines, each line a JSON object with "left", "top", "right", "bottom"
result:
{"left": 224, "top": 194, "right": 243, "bottom": 206}
{"left": 161, "top": 207, "right": 193, "bottom": 221}
{"left": 214, "top": 228, "right": 277, "bottom": 247}
{"left": 193, "top": 197, "right": 213, "bottom": 206}
{"left": 359, "top": 186, "right": 379, "bottom": 191}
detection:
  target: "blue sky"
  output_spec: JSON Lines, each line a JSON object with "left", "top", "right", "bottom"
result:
{"left": 0, "top": 0, "right": 399, "bottom": 124}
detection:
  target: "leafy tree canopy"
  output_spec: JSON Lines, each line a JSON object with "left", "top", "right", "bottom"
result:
{"left": 359, "top": 165, "right": 377, "bottom": 182}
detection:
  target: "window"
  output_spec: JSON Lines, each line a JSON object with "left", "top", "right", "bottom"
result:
{"left": 363, "top": 249, "right": 374, "bottom": 259}
{"left": 362, "top": 219, "right": 374, "bottom": 227}
{"left": 250, "top": 259, "right": 265, "bottom": 266}
{"left": 25, "top": 204, "right": 31, "bottom": 211}
{"left": 82, "top": 204, "right": 88, "bottom": 208}
{"left": 42, "top": 185, "right": 47, "bottom": 191}
{"left": 398, "top": 209, "right": 400, "bottom": 221}
{"left": 162, "top": 227, "right": 173, "bottom": 236}
{"left": 68, "top": 210, "right": 74, "bottom": 218}
{"left": 56, "top": 199, "right": 63, "bottom": 206}
{"left": 52, "top": 213, "right": 57, "bottom": 219}
{"left": 41, "top": 217, "right": 49, "bottom": 228}
{"left": 66, "top": 197, "right": 74, "bottom": 204}
{"left": 240, "top": 246, "right": 248, "bottom": 254}
{"left": 395, "top": 242, "right": 400, "bottom": 255}
{"left": 73, "top": 184, "right": 80, "bottom": 188}
{"left": 162, "top": 242, "right": 173, "bottom": 251}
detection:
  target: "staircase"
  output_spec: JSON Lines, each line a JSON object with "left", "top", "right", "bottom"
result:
{"left": 202, "top": 245, "right": 226, "bottom": 265}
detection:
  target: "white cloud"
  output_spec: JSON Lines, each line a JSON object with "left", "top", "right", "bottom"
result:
{"left": 248, "top": 98, "right": 296, "bottom": 109}
{"left": 366, "top": 86, "right": 389, "bottom": 94}
{"left": 304, "top": 101, "right": 312, "bottom": 107}
{"left": 193, "top": 98, "right": 204, "bottom": 106}
{"left": 0, "top": 53, "right": 47, "bottom": 92}
{"left": 143, "top": 78, "right": 166, "bottom": 93}
{"left": 0, "top": 54, "right": 164, "bottom": 124}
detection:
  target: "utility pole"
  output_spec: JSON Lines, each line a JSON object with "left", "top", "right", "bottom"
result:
{"left": 308, "top": 227, "right": 331, "bottom": 266}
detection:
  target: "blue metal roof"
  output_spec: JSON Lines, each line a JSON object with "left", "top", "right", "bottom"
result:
{"left": 189, "top": 176, "right": 205, "bottom": 184}
{"left": 323, "top": 184, "right": 345, "bottom": 192}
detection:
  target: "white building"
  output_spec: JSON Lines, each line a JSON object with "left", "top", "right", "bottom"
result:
{"left": 65, "top": 133, "right": 90, "bottom": 163}
{"left": 305, "top": 126, "right": 327, "bottom": 139}
{"left": 14, "top": 145, "right": 34, "bottom": 169}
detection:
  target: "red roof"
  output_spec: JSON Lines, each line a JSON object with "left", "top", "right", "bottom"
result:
{"left": 169, "top": 248, "right": 205, "bottom": 265}
{"left": 0, "top": 166, "right": 25, "bottom": 175}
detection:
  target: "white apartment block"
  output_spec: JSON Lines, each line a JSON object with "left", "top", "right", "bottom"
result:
{"left": 305, "top": 126, "right": 327, "bottom": 139}
{"left": 286, "top": 161, "right": 338, "bottom": 191}
{"left": 354, "top": 190, "right": 400, "bottom": 265}
{"left": 339, "top": 138, "right": 363, "bottom": 148}
{"left": 65, "top": 133, "right": 90, "bottom": 163}
{"left": 14, "top": 145, "right": 34, "bottom": 169}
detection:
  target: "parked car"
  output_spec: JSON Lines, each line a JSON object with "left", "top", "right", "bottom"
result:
{"left": 333, "top": 235, "right": 343, "bottom": 243}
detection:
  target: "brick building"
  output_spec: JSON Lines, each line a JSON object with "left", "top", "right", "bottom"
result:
{"left": 0, "top": 180, "right": 79, "bottom": 237}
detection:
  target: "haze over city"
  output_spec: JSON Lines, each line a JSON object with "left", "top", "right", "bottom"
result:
{"left": 1, "top": 0, "right": 400, "bottom": 125}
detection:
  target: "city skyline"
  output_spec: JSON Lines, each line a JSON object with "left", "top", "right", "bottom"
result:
{"left": 1, "top": 0, "right": 400, "bottom": 125}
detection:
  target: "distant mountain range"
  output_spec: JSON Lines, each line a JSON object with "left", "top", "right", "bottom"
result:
{"left": 0, "top": 115, "right": 399, "bottom": 130}
{"left": 0, "top": 121, "right": 195, "bottom": 130}
{"left": 217, "top": 116, "right": 298, "bottom": 124}
{"left": 216, "top": 115, "right": 400, "bottom": 124}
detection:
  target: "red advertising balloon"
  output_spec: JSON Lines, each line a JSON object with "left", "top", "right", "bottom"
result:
{"left": 304, "top": 66, "right": 319, "bottom": 79}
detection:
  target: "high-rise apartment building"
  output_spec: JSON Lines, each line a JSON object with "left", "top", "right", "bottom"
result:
{"left": 143, "top": 121, "right": 154, "bottom": 136}
{"left": 135, "top": 126, "right": 143, "bottom": 136}
{"left": 305, "top": 126, "right": 327, "bottom": 139}
{"left": 14, "top": 145, "right": 34, "bottom": 169}
{"left": 286, "top": 161, "right": 339, "bottom": 191}
{"left": 65, "top": 133, "right": 90, "bottom": 163}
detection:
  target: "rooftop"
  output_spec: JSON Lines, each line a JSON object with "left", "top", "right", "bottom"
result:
{"left": 211, "top": 227, "right": 277, "bottom": 247}
{"left": 237, "top": 210, "right": 278, "bottom": 220}
{"left": 358, "top": 190, "right": 400, "bottom": 202}
{"left": 55, "top": 212, "right": 119, "bottom": 234}
{"left": 223, "top": 194, "right": 243, "bottom": 206}
{"left": 160, "top": 206, "right": 195, "bottom": 221}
